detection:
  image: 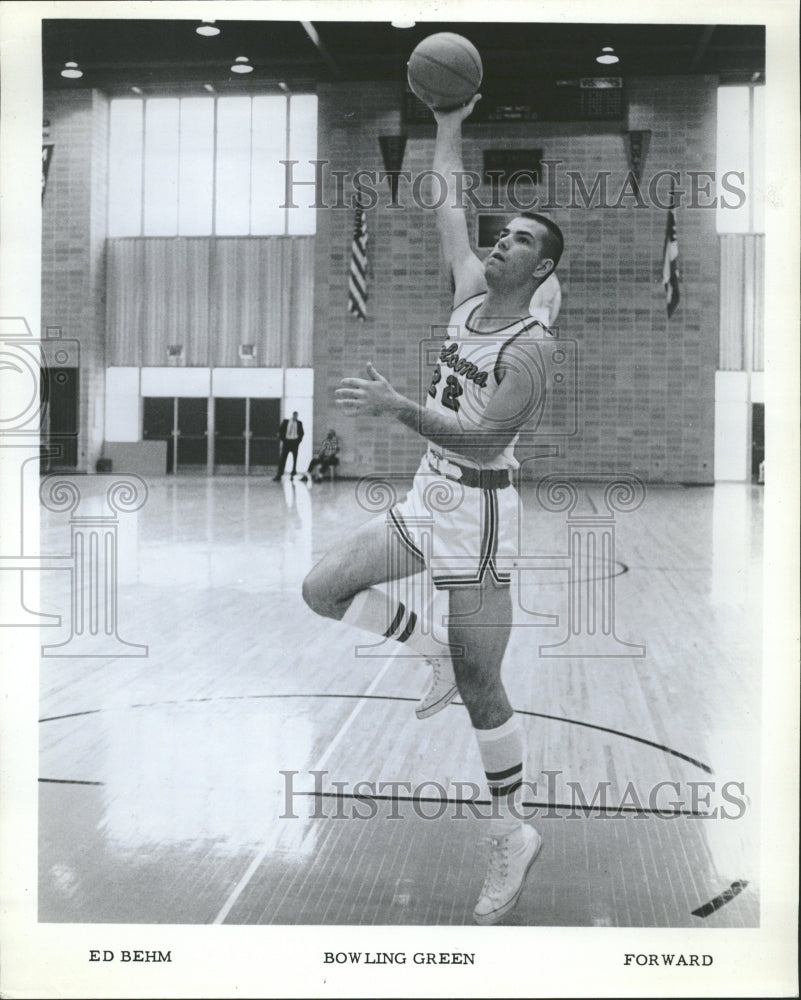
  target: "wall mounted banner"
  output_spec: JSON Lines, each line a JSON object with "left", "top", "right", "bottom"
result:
{"left": 42, "top": 143, "right": 54, "bottom": 202}
{"left": 625, "top": 129, "right": 651, "bottom": 185}
{"left": 378, "top": 134, "right": 408, "bottom": 205}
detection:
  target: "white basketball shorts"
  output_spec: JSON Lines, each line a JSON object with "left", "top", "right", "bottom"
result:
{"left": 388, "top": 453, "right": 520, "bottom": 590}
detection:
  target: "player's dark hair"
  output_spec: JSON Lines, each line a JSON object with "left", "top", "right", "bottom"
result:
{"left": 518, "top": 211, "right": 564, "bottom": 274}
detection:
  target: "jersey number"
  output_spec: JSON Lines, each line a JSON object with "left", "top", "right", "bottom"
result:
{"left": 428, "top": 365, "right": 463, "bottom": 412}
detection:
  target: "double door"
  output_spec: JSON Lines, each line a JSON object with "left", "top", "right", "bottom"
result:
{"left": 214, "top": 397, "right": 280, "bottom": 473}
{"left": 143, "top": 396, "right": 280, "bottom": 474}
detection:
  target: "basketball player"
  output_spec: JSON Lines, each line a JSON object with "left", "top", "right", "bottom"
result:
{"left": 302, "top": 94, "right": 564, "bottom": 924}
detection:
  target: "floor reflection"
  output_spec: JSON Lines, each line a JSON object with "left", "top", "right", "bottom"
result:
{"left": 38, "top": 478, "right": 762, "bottom": 926}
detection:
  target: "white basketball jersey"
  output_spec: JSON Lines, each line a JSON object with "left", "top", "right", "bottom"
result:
{"left": 425, "top": 293, "right": 553, "bottom": 471}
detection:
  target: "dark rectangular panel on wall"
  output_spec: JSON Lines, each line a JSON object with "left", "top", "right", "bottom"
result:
{"left": 483, "top": 149, "right": 543, "bottom": 185}
{"left": 41, "top": 367, "right": 79, "bottom": 469}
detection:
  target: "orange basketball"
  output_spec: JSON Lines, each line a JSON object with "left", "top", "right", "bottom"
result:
{"left": 407, "top": 33, "right": 483, "bottom": 111}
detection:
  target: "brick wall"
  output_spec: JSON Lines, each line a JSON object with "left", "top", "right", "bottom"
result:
{"left": 42, "top": 89, "right": 108, "bottom": 472}
{"left": 314, "top": 77, "right": 719, "bottom": 483}
{"left": 42, "top": 76, "right": 719, "bottom": 482}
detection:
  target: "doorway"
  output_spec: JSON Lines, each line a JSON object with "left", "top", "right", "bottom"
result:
{"left": 751, "top": 403, "right": 764, "bottom": 482}
{"left": 213, "top": 397, "right": 280, "bottom": 474}
{"left": 41, "top": 366, "right": 79, "bottom": 471}
{"left": 143, "top": 397, "right": 208, "bottom": 474}
{"left": 143, "top": 396, "right": 280, "bottom": 474}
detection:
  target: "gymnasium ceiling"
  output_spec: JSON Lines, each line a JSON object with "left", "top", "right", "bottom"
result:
{"left": 43, "top": 20, "right": 766, "bottom": 94}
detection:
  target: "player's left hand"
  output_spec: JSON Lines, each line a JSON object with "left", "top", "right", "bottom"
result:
{"left": 335, "top": 362, "right": 400, "bottom": 417}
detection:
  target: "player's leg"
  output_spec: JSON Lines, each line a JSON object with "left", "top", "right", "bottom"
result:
{"left": 448, "top": 578, "right": 542, "bottom": 925}
{"left": 274, "top": 443, "right": 287, "bottom": 480}
{"left": 289, "top": 443, "right": 299, "bottom": 476}
{"left": 302, "top": 514, "right": 457, "bottom": 712}
{"left": 303, "top": 513, "right": 423, "bottom": 620}
{"left": 448, "top": 578, "right": 514, "bottom": 729}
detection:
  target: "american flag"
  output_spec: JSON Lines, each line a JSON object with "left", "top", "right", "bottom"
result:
{"left": 348, "top": 207, "right": 369, "bottom": 320}
{"left": 42, "top": 144, "right": 55, "bottom": 202}
{"left": 662, "top": 196, "right": 680, "bottom": 318}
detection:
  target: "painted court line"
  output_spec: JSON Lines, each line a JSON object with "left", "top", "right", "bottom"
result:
{"left": 212, "top": 655, "right": 397, "bottom": 925}
{"left": 692, "top": 879, "right": 749, "bottom": 918}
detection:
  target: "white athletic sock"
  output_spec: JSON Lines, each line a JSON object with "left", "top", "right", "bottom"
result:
{"left": 475, "top": 715, "right": 526, "bottom": 840}
{"left": 342, "top": 587, "right": 445, "bottom": 658}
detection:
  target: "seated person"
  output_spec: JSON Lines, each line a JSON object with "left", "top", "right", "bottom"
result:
{"left": 301, "top": 429, "right": 340, "bottom": 482}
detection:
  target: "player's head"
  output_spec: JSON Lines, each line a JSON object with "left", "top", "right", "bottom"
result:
{"left": 519, "top": 212, "right": 564, "bottom": 275}
{"left": 485, "top": 212, "right": 564, "bottom": 293}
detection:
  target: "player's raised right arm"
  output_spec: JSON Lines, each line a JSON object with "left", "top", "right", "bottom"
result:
{"left": 432, "top": 96, "right": 486, "bottom": 306}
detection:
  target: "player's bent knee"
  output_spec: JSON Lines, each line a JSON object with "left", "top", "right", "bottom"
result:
{"left": 301, "top": 570, "right": 327, "bottom": 616}
{"left": 302, "top": 567, "right": 341, "bottom": 619}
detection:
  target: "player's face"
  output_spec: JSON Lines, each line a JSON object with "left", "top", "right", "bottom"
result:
{"left": 485, "top": 218, "right": 553, "bottom": 287}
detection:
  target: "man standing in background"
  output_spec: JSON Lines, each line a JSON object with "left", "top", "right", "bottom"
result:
{"left": 274, "top": 411, "right": 304, "bottom": 480}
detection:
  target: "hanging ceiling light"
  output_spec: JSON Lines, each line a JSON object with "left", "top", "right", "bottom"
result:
{"left": 596, "top": 46, "right": 619, "bottom": 65}
{"left": 60, "top": 60, "right": 83, "bottom": 79}
{"left": 230, "top": 55, "right": 253, "bottom": 74}
{"left": 196, "top": 20, "right": 220, "bottom": 37}
{"left": 391, "top": 20, "right": 416, "bottom": 29}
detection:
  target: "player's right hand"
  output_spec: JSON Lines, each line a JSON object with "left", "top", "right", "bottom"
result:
{"left": 432, "top": 93, "right": 481, "bottom": 126}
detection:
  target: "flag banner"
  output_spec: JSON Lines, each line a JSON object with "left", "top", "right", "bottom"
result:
{"left": 625, "top": 129, "right": 651, "bottom": 185}
{"left": 42, "top": 144, "right": 55, "bottom": 202}
{"left": 662, "top": 199, "right": 680, "bottom": 318}
{"left": 378, "top": 134, "right": 408, "bottom": 206}
{"left": 348, "top": 207, "right": 369, "bottom": 320}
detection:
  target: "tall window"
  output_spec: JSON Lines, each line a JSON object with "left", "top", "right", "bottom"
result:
{"left": 108, "top": 94, "right": 317, "bottom": 236}
{"left": 716, "top": 84, "right": 765, "bottom": 234}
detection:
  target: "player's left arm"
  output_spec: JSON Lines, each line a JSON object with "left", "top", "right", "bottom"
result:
{"left": 336, "top": 350, "right": 542, "bottom": 465}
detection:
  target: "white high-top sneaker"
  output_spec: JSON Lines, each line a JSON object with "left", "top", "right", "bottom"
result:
{"left": 415, "top": 655, "right": 458, "bottom": 719}
{"left": 473, "top": 825, "right": 543, "bottom": 925}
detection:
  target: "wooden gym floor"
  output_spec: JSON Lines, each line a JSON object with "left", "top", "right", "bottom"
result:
{"left": 37, "top": 474, "right": 761, "bottom": 927}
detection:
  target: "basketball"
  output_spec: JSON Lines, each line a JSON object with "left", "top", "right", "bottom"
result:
{"left": 407, "top": 33, "right": 483, "bottom": 111}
